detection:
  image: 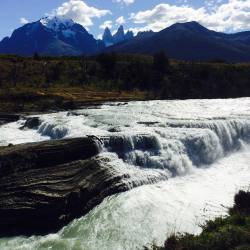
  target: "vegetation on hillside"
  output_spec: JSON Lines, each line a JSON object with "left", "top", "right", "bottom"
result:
{"left": 1, "top": 52, "right": 250, "bottom": 112}
{"left": 148, "top": 190, "right": 250, "bottom": 250}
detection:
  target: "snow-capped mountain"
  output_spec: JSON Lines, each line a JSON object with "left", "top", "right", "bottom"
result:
{"left": 40, "top": 16, "right": 75, "bottom": 32}
{"left": 102, "top": 25, "right": 134, "bottom": 47}
{"left": 0, "top": 16, "right": 104, "bottom": 56}
{"left": 3, "top": 18, "right": 250, "bottom": 62}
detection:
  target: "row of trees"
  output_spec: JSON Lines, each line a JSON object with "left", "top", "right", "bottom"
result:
{"left": 1, "top": 52, "right": 250, "bottom": 99}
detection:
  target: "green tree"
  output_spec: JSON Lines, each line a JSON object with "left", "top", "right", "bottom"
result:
{"left": 97, "top": 53, "right": 117, "bottom": 77}
{"left": 33, "top": 52, "right": 41, "bottom": 61}
{"left": 153, "top": 51, "right": 169, "bottom": 74}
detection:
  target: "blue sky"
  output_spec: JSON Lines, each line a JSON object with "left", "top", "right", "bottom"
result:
{"left": 1, "top": 0, "right": 250, "bottom": 40}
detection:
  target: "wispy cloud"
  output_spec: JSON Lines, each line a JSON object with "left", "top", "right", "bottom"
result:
{"left": 20, "top": 17, "right": 29, "bottom": 25}
{"left": 52, "top": 0, "right": 111, "bottom": 27}
{"left": 116, "top": 16, "right": 125, "bottom": 25}
{"left": 100, "top": 20, "right": 113, "bottom": 30}
{"left": 131, "top": 0, "right": 250, "bottom": 33}
{"left": 116, "top": 0, "right": 135, "bottom": 6}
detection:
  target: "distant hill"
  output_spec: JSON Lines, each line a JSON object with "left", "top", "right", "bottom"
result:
{"left": 0, "top": 16, "right": 104, "bottom": 56}
{"left": 106, "top": 21, "right": 250, "bottom": 62}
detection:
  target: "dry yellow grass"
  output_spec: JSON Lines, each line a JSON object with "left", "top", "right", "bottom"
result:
{"left": 0, "top": 87, "right": 147, "bottom": 113}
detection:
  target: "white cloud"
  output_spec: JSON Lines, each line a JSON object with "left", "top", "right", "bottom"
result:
{"left": 53, "top": 0, "right": 111, "bottom": 27}
{"left": 100, "top": 20, "right": 113, "bottom": 30}
{"left": 116, "top": 16, "right": 125, "bottom": 25}
{"left": 116, "top": 0, "right": 135, "bottom": 6}
{"left": 20, "top": 17, "right": 29, "bottom": 25}
{"left": 125, "top": 26, "right": 151, "bottom": 35}
{"left": 131, "top": 0, "right": 250, "bottom": 32}
{"left": 97, "top": 34, "right": 103, "bottom": 39}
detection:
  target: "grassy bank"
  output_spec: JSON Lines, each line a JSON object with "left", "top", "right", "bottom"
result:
{"left": 150, "top": 191, "right": 250, "bottom": 250}
{"left": 0, "top": 87, "right": 147, "bottom": 113}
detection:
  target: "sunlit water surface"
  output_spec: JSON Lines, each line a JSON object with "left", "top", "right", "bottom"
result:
{"left": 1, "top": 98, "right": 250, "bottom": 250}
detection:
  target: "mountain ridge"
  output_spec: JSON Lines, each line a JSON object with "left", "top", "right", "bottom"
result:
{"left": 2, "top": 19, "right": 250, "bottom": 61}
{"left": 106, "top": 21, "right": 250, "bottom": 62}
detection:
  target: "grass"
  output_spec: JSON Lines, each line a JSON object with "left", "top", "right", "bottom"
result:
{"left": 0, "top": 87, "right": 147, "bottom": 113}
{"left": 147, "top": 191, "right": 250, "bottom": 250}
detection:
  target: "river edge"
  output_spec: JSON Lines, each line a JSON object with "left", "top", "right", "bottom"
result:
{"left": 0, "top": 87, "right": 148, "bottom": 114}
{"left": 0, "top": 87, "right": 149, "bottom": 126}
{"left": 150, "top": 191, "right": 250, "bottom": 250}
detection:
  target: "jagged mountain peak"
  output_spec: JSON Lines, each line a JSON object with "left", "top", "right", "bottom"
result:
{"left": 106, "top": 21, "right": 250, "bottom": 62}
{"left": 117, "top": 25, "right": 124, "bottom": 32}
{"left": 115, "top": 25, "right": 125, "bottom": 36}
{"left": 113, "top": 25, "right": 125, "bottom": 43}
{"left": 102, "top": 27, "right": 114, "bottom": 47}
{"left": 103, "top": 27, "right": 112, "bottom": 38}
{"left": 102, "top": 25, "right": 134, "bottom": 47}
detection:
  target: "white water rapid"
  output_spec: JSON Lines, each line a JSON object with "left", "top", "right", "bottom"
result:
{"left": 0, "top": 98, "right": 250, "bottom": 249}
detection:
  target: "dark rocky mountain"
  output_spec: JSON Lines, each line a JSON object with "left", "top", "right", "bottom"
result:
{"left": 102, "top": 25, "right": 134, "bottom": 47}
{"left": 113, "top": 25, "right": 125, "bottom": 44}
{"left": 102, "top": 27, "right": 114, "bottom": 47}
{"left": 124, "top": 30, "right": 134, "bottom": 41}
{"left": 2, "top": 19, "right": 250, "bottom": 62}
{"left": 106, "top": 21, "right": 250, "bottom": 62}
{"left": 0, "top": 16, "right": 104, "bottom": 56}
{"left": 136, "top": 30, "right": 155, "bottom": 40}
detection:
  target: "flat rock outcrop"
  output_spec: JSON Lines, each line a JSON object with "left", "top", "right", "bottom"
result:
{"left": 0, "top": 137, "right": 169, "bottom": 237}
{"left": 0, "top": 138, "right": 104, "bottom": 236}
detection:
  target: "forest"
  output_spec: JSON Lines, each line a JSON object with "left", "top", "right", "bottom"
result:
{"left": 1, "top": 52, "right": 250, "bottom": 112}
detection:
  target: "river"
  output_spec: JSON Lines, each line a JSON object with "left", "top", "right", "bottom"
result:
{"left": 0, "top": 98, "right": 250, "bottom": 250}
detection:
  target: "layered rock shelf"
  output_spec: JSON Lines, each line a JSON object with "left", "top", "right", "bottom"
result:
{"left": 0, "top": 136, "right": 169, "bottom": 237}
{"left": 0, "top": 138, "right": 120, "bottom": 236}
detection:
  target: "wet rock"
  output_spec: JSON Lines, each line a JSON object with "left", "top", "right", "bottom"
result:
{"left": 108, "top": 127, "right": 122, "bottom": 133}
{"left": 0, "top": 137, "right": 102, "bottom": 236}
{"left": 67, "top": 111, "right": 82, "bottom": 116}
{"left": 0, "top": 138, "right": 101, "bottom": 177}
{"left": 0, "top": 137, "right": 168, "bottom": 237}
{"left": 21, "top": 117, "right": 41, "bottom": 129}
{"left": 0, "top": 114, "right": 21, "bottom": 125}
{"left": 137, "top": 121, "right": 159, "bottom": 126}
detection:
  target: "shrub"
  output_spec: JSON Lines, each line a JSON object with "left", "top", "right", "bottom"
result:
{"left": 150, "top": 191, "right": 250, "bottom": 250}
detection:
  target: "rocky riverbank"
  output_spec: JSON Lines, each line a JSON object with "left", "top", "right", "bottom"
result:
{"left": 150, "top": 190, "right": 250, "bottom": 250}
{"left": 0, "top": 137, "right": 140, "bottom": 236}
{"left": 0, "top": 138, "right": 101, "bottom": 236}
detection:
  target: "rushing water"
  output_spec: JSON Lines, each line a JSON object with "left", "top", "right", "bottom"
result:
{"left": 1, "top": 98, "right": 250, "bottom": 250}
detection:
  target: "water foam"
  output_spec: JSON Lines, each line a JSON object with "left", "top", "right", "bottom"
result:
{"left": 1, "top": 98, "right": 250, "bottom": 250}
{"left": 1, "top": 99, "right": 250, "bottom": 179}
{"left": 1, "top": 146, "right": 249, "bottom": 250}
